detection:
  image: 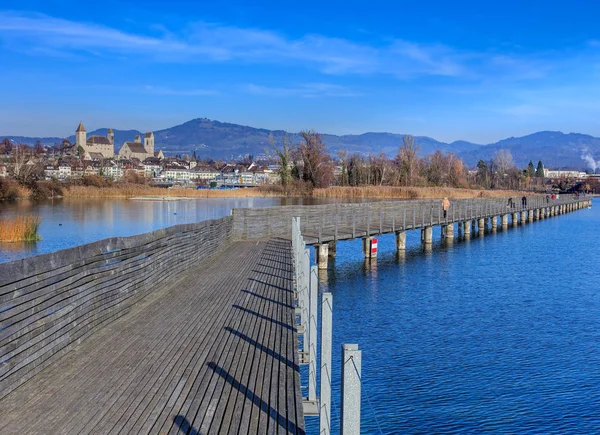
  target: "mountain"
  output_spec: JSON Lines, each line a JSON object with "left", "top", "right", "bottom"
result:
{"left": 2, "top": 119, "right": 599, "bottom": 169}
{"left": 459, "top": 131, "right": 600, "bottom": 169}
{"left": 150, "top": 118, "right": 482, "bottom": 159}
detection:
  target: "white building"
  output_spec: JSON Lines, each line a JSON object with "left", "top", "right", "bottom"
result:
{"left": 543, "top": 169, "right": 587, "bottom": 179}
{"left": 75, "top": 122, "right": 114, "bottom": 158}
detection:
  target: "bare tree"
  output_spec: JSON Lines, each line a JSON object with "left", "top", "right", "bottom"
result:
{"left": 269, "top": 133, "right": 294, "bottom": 187}
{"left": 1, "top": 138, "right": 12, "bottom": 155}
{"left": 297, "top": 130, "right": 334, "bottom": 188}
{"left": 397, "top": 135, "right": 420, "bottom": 186}
{"left": 11, "top": 144, "right": 37, "bottom": 183}
{"left": 336, "top": 149, "right": 348, "bottom": 186}
{"left": 492, "top": 149, "right": 515, "bottom": 176}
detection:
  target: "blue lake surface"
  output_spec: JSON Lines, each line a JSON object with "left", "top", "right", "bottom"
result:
{"left": 306, "top": 199, "right": 600, "bottom": 434}
{"left": 0, "top": 197, "right": 373, "bottom": 263}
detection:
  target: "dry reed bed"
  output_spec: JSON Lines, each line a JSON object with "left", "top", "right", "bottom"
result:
{"left": 311, "top": 186, "right": 538, "bottom": 199}
{"left": 13, "top": 184, "right": 537, "bottom": 201}
{"left": 0, "top": 215, "right": 42, "bottom": 242}
{"left": 63, "top": 185, "right": 280, "bottom": 198}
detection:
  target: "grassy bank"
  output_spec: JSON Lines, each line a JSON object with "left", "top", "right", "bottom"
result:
{"left": 0, "top": 215, "right": 42, "bottom": 242}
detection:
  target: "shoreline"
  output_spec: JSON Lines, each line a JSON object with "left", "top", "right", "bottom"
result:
{"left": 1, "top": 183, "right": 550, "bottom": 202}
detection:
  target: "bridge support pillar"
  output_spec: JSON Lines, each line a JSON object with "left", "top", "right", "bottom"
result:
{"left": 316, "top": 244, "right": 329, "bottom": 270}
{"left": 362, "top": 237, "right": 377, "bottom": 259}
{"left": 528, "top": 210, "right": 534, "bottom": 222}
{"left": 327, "top": 241, "right": 337, "bottom": 258}
{"left": 512, "top": 212, "right": 519, "bottom": 226}
{"left": 535, "top": 209, "right": 540, "bottom": 220}
{"left": 444, "top": 223, "right": 454, "bottom": 239}
{"left": 520, "top": 211, "right": 527, "bottom": 224}
{"left": 422, "top": 227, "right": 433, "bottom": 244}
{"left": 501, "top": 214, "right": 509, "bottom": 228}
{"left": 463, "top": 220, "right": 471, "bottom": 236}
{"left": 395, "top": 231, "right": 406, "bottom": 250}
{"left": 478, "top": 218, "right": 485, "bottom": 234}
{"left": 491, "top": 216, "right": 498, "bottom": 230}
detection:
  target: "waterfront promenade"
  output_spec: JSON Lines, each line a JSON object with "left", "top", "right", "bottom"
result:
{"left": 0, "top": 195, "right": 590, "bottom": 434}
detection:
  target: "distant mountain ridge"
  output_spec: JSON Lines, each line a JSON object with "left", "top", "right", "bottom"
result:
{"left": 2, "top": 118, "right": 598, "bottom": 169}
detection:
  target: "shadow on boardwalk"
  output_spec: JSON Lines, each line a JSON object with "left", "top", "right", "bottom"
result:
{"left": 207, "top": 362, "right": 305, "bottom": 435}
{"left": 174, "top": 415, "right": 200, "bottom": 435}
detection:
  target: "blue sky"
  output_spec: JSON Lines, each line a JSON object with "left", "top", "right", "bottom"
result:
{"left": 1, "top": 0, "right": 600, "bottom": 143}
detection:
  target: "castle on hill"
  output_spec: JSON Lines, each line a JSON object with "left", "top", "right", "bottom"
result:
{"left": 75, "top": 122, "right": 158, "bottom": 160}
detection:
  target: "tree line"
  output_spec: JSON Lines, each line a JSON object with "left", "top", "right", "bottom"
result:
{"left": 270, "top": 131, "right": 546, "bottom": 191}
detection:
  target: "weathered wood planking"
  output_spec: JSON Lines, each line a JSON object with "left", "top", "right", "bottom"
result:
{"left": 0, "top": 239, "right": 304, "bottom": 435}
{"left": 0, "top": 217, "right": 234, "bottom": 400}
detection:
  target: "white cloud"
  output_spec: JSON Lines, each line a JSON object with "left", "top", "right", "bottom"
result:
{"left": 142, "top": 85, "right": 218, "bottom": 96}
{"left": 245, "top": 83, "right": 361, "bottom": 98}
{"left": 0, "top": 11, "right": 481, "bottom": 79}
{"left": 1, "top": 10, "right": 596, "bottom": 99}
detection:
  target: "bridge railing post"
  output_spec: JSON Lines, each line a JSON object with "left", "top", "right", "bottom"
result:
{"left": 341, "top": 344, "right": 362, "bottom": 435}
{"left": 320, "top": 292, "right": 333, "bottom": 435}
{"left": 308, "top": 266, "right": 318, "bottom": 403}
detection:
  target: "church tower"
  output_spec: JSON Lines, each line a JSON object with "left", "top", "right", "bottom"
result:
{"left": 144, "top": 132, "right": 155, "bottom": 155}
{"left": 107, "top": 128, "right": 114, "bottom": 146}
{"left": 76, "top": 122, "right": 86, "bottom": 148}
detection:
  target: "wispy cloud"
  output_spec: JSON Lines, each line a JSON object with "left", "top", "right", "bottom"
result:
{"left": 245, "top": 83, "right": 361, "bottom": 98}
{"left": 0, "top": 10, "right": 524, "bottom": 81}
{"left": 142, "top": 85, "right": 218, "bottom": 96}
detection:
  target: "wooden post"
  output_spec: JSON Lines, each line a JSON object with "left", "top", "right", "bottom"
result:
{"left": 320, "top": 293, "right": 333, "bottom": 435}
{"left": 308, "top": 266, "right": 318, "bottom": 403}
{"left": 341, "top": 344, "right": 361, "bottom": 435}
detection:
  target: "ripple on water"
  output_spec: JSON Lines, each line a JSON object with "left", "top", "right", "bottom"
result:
{"left": 306, "top": 200, "right": 600, "bottom": 434}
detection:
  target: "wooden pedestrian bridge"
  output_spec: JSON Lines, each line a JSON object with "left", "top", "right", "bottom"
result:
{"left": 0, "top": 195, "right": 590, "bottom": 434}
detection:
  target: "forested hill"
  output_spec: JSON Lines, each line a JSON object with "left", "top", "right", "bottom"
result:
{"left": 3, "top": 118, "right": 599, "bottom": 169}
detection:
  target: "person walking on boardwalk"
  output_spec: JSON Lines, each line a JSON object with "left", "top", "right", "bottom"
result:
{"left": 522, "top": 196, "right": 527, "bottom": 208}
{"left": 442, "top": 197, "right": 450, "bottom": 219}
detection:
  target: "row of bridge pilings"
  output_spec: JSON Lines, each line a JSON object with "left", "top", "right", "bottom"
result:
{"left": 314, "top": 198, "right": 592, "bottom": 269}
{"left": 292, "top": 217, "right": 363, "bottom": 435}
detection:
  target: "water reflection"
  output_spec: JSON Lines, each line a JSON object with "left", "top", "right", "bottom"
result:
{"left": 0, "top": 196, "right": 378, "bottom": 263}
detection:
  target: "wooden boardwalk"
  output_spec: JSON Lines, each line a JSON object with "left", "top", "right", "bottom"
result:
{"left": 0, "top": 239, "right": 304, "bottom": 435}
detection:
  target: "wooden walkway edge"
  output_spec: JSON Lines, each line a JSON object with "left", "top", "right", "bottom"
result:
{"left": 0, "top": 240, "right": 305, "bottom": 435}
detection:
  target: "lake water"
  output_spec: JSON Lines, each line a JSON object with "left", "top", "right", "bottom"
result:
{"left": 0, "top": 197, "right": 374, "bottom": 263}
{"left": 3, "top": 197, "right": 599, "bottom": 433}
{"left": 305, "top": 199, "right": 600, "bottom": 434}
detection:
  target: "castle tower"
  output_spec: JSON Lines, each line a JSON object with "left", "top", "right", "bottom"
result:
{"left": 107, "top": 128, "right": 114, "bottom": 146}
{"left": 76, "top": 122, "right": 86, "bottom": 148}
{"left": 144, "top": 132, "right": 154, "bottom": 155}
